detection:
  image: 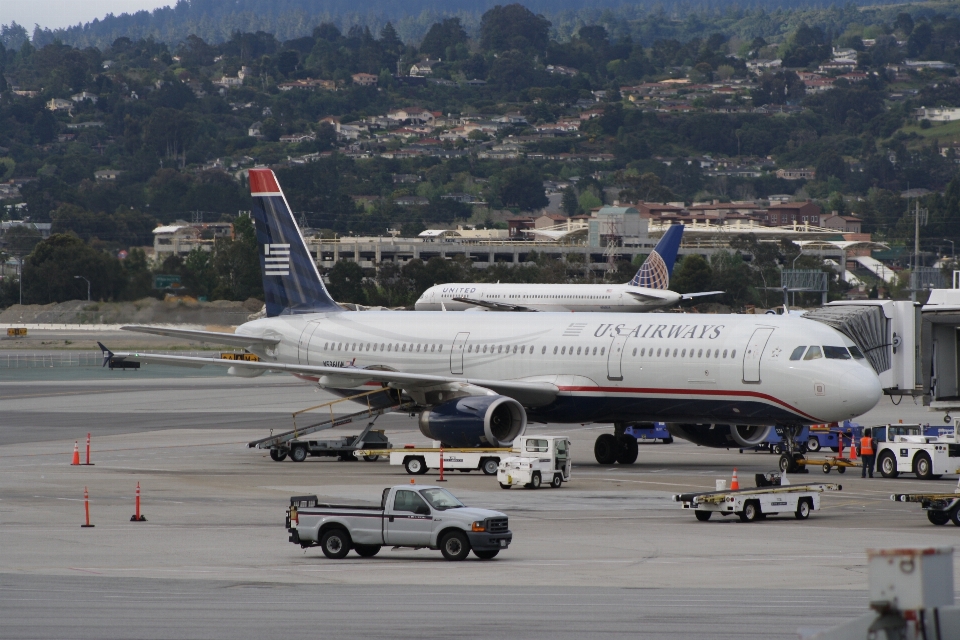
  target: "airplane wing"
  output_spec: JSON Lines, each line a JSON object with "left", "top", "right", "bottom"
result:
{"left": 121, "top": 325, "right": 280, "bottom": 348}
{"left": 624, "top": 290, "right": 676, "bottom": 303}
{"left": 679, "top": 291, "right": 725, "bottom": 300}
{"left": 98, "top": 345, "right": 558, "bottom": 407}
{"left": 451, "top": 297, "right": 538, "bottom": 312}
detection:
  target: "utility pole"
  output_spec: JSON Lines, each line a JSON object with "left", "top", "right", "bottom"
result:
{"left": 908, "top": 199, "right": 928, "bottom": 302}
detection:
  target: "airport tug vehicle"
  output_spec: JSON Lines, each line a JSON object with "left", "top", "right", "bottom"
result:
{"left": 674, "top": 472, "right": 842, "bottom": 522}
{"left": 286, "top": 485, "right": 511, "bottom": 561}
{"left": 873, "top": 424, "right": 960, "bottom": 480}
{"left": 497, "top": 436, "right": 572, "bottom": 489}
{"left": 890, "top": 479, "right": 960, "bottom": 526}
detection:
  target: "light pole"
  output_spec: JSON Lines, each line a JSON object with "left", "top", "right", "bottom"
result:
{"left": 944, "top": 238, "right": 955, "bottom": 261}
{"left": 74, "top": 275, "right": 90, "bottom": 301}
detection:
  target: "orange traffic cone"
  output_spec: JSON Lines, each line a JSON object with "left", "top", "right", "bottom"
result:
{"left": 71, "top": 441, "right": 80, "bottom": 466}
{"left": 848, "top": 437, "right": 858, "bottom": 461}
{"left": 730, "top": 468, "right": 740, "bottom": 490}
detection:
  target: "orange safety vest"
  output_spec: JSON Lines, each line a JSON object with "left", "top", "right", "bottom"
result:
{"left": 859, "top": 436, "right": 874, "bottom": 455}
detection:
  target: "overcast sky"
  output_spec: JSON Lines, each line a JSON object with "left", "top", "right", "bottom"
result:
{"left": 2, "top": 0, "right": 174, "bottom": 32}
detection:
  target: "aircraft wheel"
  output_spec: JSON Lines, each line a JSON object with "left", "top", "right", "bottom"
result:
{"left": 594, "top": 434, "right": 618, "bottom": 465}
{"left": 616, "top": 435, "right": 639, "bottom": 464}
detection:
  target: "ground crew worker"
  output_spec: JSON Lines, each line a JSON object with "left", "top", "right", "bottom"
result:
{"left": 860, "top": 428, "right": 875, "bottom": 478}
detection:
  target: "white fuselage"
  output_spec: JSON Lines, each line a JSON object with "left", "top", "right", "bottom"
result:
{"left": 239, "top": 310, "right": 881, "bottom": 426}
{"left": 414, "top": 283, "right": 681, "bottom": 312}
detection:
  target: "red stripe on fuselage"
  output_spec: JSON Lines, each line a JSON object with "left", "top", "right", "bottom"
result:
{"left": 557, "top": 385, "right": 820, "bottom": 422}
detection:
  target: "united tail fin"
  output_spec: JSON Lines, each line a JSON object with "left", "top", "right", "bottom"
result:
{"left": 248, "top": 168, "right": 341, "bottom": 316}
{"left": 628, "top": 224, "right": 684, "bottom": 289}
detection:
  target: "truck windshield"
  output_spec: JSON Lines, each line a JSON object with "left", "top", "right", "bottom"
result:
{"left": 419, "top": 488, "right": 464, "bottom": 511}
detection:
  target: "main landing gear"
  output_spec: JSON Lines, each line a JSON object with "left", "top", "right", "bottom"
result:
{"left": 594, "top": 423, "right": 639, "bottom": 465}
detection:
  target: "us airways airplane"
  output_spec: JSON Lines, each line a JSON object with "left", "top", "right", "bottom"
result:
{"left": 103, "top": 169, "right": 882, "bottom": 466}
{"left": 413, "top": 224, "right": 722, "bottom": 312}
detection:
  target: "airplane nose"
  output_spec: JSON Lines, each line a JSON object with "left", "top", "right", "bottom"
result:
{"left": 839, "top": 369, "right": 882, "bottom": 416}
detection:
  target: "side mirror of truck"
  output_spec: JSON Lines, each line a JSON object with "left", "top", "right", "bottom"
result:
{"left": 416, "top": 505, "right": 430, "bottom": 516}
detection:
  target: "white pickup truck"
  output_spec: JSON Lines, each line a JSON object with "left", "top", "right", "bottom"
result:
{"left": 286, "top": 485, "right": 512, "bottom": 561}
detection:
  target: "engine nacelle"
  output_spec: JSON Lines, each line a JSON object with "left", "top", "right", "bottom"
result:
{"left": 666, "top": 424, "right": 773, "bottom": 448}
{"left": 418, "top": 395, "right": 526, "bottom": 448}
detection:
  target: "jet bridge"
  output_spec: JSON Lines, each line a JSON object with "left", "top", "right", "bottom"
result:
{"left": 803, "top": 300, "right": 921, "bottom": 398}
{"left": 920, "top": 287, "right": 960, "bottom": 418}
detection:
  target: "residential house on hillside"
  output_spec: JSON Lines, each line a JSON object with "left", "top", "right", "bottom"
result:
{"left": 776, "top": 168, "right": 815, "bottom": 180}
{"left": 766, "top": 201, "right": 822, "bottom": 226}
{"left": 821, "top": 213, "right": 862, "bottom": 233}
{"left": 409, "top": 60, "right": 440, "bottom": 76}
{"left": 351, "top": 73, "right": 378, "bottom": 86}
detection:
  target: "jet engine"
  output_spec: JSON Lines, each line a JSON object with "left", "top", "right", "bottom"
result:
{"left": 418, "top": 395, "right": 526, "bottom": 448}
{"left": 666, "top": 424, "right": 773, "bottom": 448}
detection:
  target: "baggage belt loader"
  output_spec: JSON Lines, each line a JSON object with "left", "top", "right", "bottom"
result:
{"left": 674, "top": 473, "right": 842, "bottom": 523}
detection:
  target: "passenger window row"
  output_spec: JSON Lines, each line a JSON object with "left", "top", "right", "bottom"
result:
{"left": 324, "top": 342, "right": 443, "bottom": 353}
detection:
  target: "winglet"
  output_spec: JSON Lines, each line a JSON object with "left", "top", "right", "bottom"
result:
{"left": 629, "top": 224, "right": 684, "bottom": 289}
{"left": 97, "top": 342, "right": 114, "bottom": 368}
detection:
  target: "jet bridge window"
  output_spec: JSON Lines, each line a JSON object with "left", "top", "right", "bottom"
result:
{"left": 823, "top": 346, "right": 852, "bottom": 360}
{"left": 803, "top": 346, "right": 823, "bottom": 360}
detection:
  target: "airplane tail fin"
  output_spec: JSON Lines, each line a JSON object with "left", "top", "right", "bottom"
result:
{"left": 628, "top": 224, "right": 684, "bottom": 289}
{"left": 248, "top": 168, "right": 341, "bottom": 317}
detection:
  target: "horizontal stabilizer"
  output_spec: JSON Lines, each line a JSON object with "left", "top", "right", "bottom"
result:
{"left": 680, "top": 291, "right": 725, "bottom": 300}
{"left": 121, "top": 326, "right": 280, "bottom": 348}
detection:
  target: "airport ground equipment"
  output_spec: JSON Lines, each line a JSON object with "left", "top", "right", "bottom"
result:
{"left": 873, "top": 424, "right": 960, "bottom": 479}
{"left": 285, "top": 485, "right": 512, "bottom": 560}
{"left": 673, "top": 472, "right": 841, "bottom": 522}
{"left": 361, "top": 446, "right": 512, "bottom": 475}
{"left": 815, "top": 455, "right": 861, "bottom": 474}
{"left": 497, "top": 436, "right": 572, "bottom": 489}
{"left": 248, "top": 389, "right": 411, "bottom": 462}
{"left": 807, "top": 547, "right": 958, "bottom": 640}
{"left": 624, "top": 423, "right": 672, "bottom": 444}
{"left": 891, "top": 480, "right": 960, "bottom": 526}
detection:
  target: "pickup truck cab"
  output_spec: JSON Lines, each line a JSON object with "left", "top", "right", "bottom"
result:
{"left": 286, "top": 485, "right": 512, "bottom": 561}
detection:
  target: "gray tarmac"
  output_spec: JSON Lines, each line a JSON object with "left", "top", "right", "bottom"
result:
{"left": 2, "top": 369, "right": 959, "bottom": 639}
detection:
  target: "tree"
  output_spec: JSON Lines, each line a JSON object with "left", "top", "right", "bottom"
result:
{"left": 212, "top": 215, "right": 262, "bottom": 301}
{"left": 496, "top": 165, "right": 548, "bottom": 211}
{"left": 326, "top": 260, "right": 366, "bottom": 304}
{"left": 815, "top": 151, "right": 847, "bottom": 183}
{"left": 21, "top": 234, "right": 124, "bottom": 304}
{"left": 420, "top": 18, "right": 468, "bottom": 60}
{"left": 561, "top": 187, "right": 580, "bottom": 216}
{"left": 479, "top": 4, "right": 550, "bottom": 54}
{"left": 671, "top": 254, "right": 713, "bottom": 295}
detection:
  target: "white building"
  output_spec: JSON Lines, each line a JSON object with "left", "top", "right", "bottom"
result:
{"left": 153, "top": 221, "right": 234, "bottom": 257}
{"left": 915, "top": 107, "right": 960, "bottom": 122}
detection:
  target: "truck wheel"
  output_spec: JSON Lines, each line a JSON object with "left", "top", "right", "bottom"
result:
{"left": 807, "top": 437, "right": 821, "bottom": 452}
{"left": 739, "top": 501, "right": 760, "bottom": 523}
{"left": 837, "top": 466, "right": 846, "bottom": 474}
{"left": 527, "top": 472, "right": 541, "bottom": 489}
{"left": 499, "top": 483, "right": 512, "bottom": 489}
{"left": 354, "top": 544, "right": 381, "bottom": 557}
{"left": 550, "top": 474, "right": 562, "bottom": 488}
{"left": 913, "top": 452, "right": 933, "bottom": 480}
{"left": 270, "top": 449, "right": 287, "bottom": 462}
{"left": 439, "top": 531, "right": 471, "bottom": 561}
{"left": 879, "top": 452, "right": 899, "bottom": 478}
{"left": 795, "top": 498, "right": 812, "bottom": 520}
{"left": 474, "top": 549, "right": 499, "bottom": 560}
{"left": 404, "top": 457, "right": 425, "bottom": 475}
{"left": 952, "top": 508, "right": 960, "bottom": 527}
{"left": 481, "top": 458, "right": 499, "bottom": 476}
{"left": 822, "top": 463, "right": 831, "bottom": 474}
{"left": 695, "top": 511, "right": 712, "bottom": 521}
{"left": 927, "top": 510, "right": 950, "bottom": 526}
{"left": 320, "top": 528, "right": 351, "bottom": 559}
{"left": 616, "top": 435, "right": 639, "bottom": 464}
{"left": 594, "top": 434, "right": 618, "bottom": 465}
{"left": 363, "top": 455, "right": 379, "bottom": 462}
{"left": 662, "top": 436, "right": 674, "bottom": 444}
{"left": 290, "top": 446, "right": 308, "bottom": 463}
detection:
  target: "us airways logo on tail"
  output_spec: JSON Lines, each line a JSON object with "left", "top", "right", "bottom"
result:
{"left": 264, "top": 244, "right": 291, "bottom": 276}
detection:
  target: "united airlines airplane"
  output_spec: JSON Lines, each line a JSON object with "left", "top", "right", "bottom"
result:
{"left": 102, "top": 169, "right": 882, "bottom": 467}
{"left": 414, "top": 224, "right": 722, "bottom": 312}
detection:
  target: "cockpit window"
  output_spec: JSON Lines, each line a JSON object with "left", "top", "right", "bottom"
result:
{"left": 789, "top": 346, "right": 806, "bottom": 361}
{"left": 803, "top": 346, "right": 823, "bottom": 360}
{"left": 823, "top": 346, "right": 852, "bottom": 360}
{"left": 848, "top": 345, "right": 865, "bottom": 359}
